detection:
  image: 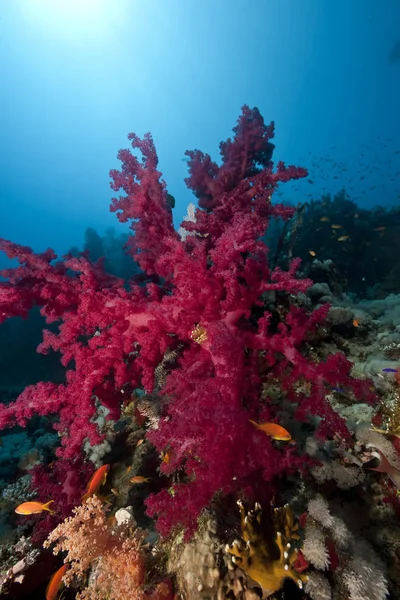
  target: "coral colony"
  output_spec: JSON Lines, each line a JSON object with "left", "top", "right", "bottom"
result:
{"left": 0, "top": 107, "right": 396, "bottom": 598}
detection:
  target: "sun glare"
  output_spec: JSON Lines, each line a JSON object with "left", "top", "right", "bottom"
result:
{"left": 18, "top": 0, "right": 125, "bottom": 44}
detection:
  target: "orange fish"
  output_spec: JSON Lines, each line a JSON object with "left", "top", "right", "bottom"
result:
{"left": 15, "top": 500, "right": 55, "bottom": 515}
{"left": 107, "top": 514, "right": 118, "bottom": 527}
{"left": 249, "top": 420, "right": 292, "bottom": 441}
{"left": 161, "top": 452, "right": 170, "bottom": 464}
{"left": 331, "top": 224, "right": 343, "bottom": 229}
{"left": 130, "top": 475, "right": 151, "bottom": 484}
{"left": 46, "top": 563, "right": 68, "bottom": 600}
{"left": 136, "top": 439, "right": 144, "bottom": 447}
{"left": 337, "top": 235, "right": 350, "bottom": 241}
{"left": 309, "top": 250, "right": 316, "bottom": 257}
{"left": 82, "top": 464, "right": 110, "bottom": 502}
{"left": 353, "top": 318, "right": 359, "bottom": 327}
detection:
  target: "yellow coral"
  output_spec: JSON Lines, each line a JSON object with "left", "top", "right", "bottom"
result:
{"left": 190, "top": 323, "right": 208, "bottom": 344}
{"left": 377, "top": 391, "right": 400, "bottom": 437}
{"left": 225, "top": 500, "right": 308, "bottom": 597}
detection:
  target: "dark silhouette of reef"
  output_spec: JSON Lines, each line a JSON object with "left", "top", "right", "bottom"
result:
{"left": 68, "top": 226, "right": 140, "bottom": 281}
{"left": 272, "top": 189, "right": 400, "bottom": 299}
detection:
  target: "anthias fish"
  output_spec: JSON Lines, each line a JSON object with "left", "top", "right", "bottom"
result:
{"left": 46, "top": 564, "right": 68, "bottom": 600}
{"left": 82, "top": 464, "right": 110, "bottom": 502}
{"left": 15, "top": 500, "right": 55, "bottom": 515}
{"left": 130, "top": 475, "right": 152, "bottom": 484}
{"left": 249, "top": 420, "right": 292, "bottom": 441}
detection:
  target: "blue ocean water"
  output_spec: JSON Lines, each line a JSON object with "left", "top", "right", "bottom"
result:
{"left": 1, "top": 0, "right": 399, "bottom": 257}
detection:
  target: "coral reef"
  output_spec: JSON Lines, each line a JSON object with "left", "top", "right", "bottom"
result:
{"left": 43, "top": 496, "right": 172, "bottom": 600}
{"left": 1, "top": 107, "right": 400, "bottom": 599}
{"left": 225, "top": 501, "right": 308, "bottom": 596}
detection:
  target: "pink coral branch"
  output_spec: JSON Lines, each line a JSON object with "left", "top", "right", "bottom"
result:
{"left": 0, "top": 106, "right": 377, "bottom": 538}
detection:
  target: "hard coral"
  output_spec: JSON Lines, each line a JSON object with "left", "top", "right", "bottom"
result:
{"left": 225, "top": 500, "right": 308, "bottom": 596}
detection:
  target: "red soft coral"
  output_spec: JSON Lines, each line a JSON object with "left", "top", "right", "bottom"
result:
{"left": 0, "top": 106, "right": 377, "bottom": 539}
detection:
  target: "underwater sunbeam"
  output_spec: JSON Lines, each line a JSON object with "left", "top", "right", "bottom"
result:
{"left": 18, "top": 0, "right": 125, "bottom": 43}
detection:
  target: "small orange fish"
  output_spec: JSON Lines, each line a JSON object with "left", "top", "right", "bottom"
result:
{"left": 320, "top": 216, "right": 330, "bottom": 222}
{"left": 337, "top": 235, "right": 350, "bottom": 241}
{"left": 331, "top": 224, "right": 343, "bottom": 229}
{"left": 249, "top": 420, "right": 292, "bottom": 441}
{"left": 309, "top": 250, "right": 316, "bottom": 257}
{"left": 130, "top": 475, "right": 151, "bottom": 484}
{"left": 107, "top": 514, "right": 118, "bottom": 527}
{"left": 110, "top": 487, "right": 120, "bottom": 496}
{"left": 46, "top": 563, "right": 68, "bottom": 600}
{"left": 15, "top": 500, "right": 55, "bottom": 515}
{"left": 82, "top": 464, "right": 110, "bottom": 502}
{"left": 161, "top": 452, "right": 170, "bottom": 464}
{"left": 136, "top": 439, "right": 144, "bottom": 447}
{"left": 353, "top": 318, "right": 359, "bottom": 327}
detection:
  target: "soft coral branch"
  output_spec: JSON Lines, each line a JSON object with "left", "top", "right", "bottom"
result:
{"left": 110, "top": 132, "right": 180, "bottom": 277}
{"left": 0, "top": 106, "right": 376, "bottom": 539}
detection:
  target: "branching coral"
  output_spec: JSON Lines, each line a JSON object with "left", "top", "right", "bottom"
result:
{"left": 43, "top": 496, "right": 147, "bottom": 599}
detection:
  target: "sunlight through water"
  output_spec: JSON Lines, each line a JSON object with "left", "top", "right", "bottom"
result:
{"left": 17, "top": 0, "right": 128, "bottom": 44}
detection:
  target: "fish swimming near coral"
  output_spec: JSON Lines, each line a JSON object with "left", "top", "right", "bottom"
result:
{"left": 46, "top": 563, "right": 68, "bottom": 600}
{"left": 130, "top": 475, "right": 152, "bottom": 484}
{"left": 81, "top": 464, "right": 110, "bottom": 502}
{"left": 161, "top": 451, "right": 171, "bottom": 464}
{"left": 249, "top": 420, "right": 292, "bottom": 441}
{"left": 15, "top": 499, "right": 55, "bottom": 515}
